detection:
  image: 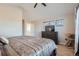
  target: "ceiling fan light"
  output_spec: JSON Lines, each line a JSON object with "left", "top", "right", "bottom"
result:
{"left": 34, "top": 3, "right": 38, "bottom": 8}
{"left": 42, "top": 3, "right": 47, "bottom": 6}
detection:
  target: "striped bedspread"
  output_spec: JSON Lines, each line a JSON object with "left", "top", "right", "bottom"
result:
{"left": 4, "top": 36, "right": 56, "bottom": 56}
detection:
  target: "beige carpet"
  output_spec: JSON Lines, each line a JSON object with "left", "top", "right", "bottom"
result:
{"left": 56, "top": 45, "right": 74, "bottom": 56}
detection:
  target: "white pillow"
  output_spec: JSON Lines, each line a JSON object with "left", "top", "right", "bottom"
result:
{"left": 0, "top": 36, "right": 9, "bottom": 45}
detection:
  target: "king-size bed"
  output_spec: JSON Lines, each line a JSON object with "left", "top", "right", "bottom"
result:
{"left": 0, "top": 36, "right": 57, "bottom": 56}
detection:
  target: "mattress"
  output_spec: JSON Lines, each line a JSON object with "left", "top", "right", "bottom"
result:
{"left": 4, "top": 36, "right": 56, "bottom": 56}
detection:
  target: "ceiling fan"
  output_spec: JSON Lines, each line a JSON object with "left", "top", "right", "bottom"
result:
{"left": 34, "top": 3, "right": 47, "bottom": 8}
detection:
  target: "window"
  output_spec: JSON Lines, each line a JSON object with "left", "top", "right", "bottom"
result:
{"left": 27, "top": 23, "right": 31, "bottom": 32}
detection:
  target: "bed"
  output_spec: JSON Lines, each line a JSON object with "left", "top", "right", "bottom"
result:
{"left": 0, "top": 36, "right": 57, "bottom": 56}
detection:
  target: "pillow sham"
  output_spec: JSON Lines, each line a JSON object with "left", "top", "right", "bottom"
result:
{"left": 0, "top": 36, "right": 9, "bottom": 45}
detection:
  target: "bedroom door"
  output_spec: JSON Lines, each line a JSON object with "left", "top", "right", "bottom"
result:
{"left": 24, "top": 21, "right": 35, "bottom": 36}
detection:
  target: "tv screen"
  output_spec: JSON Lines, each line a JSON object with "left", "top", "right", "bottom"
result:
{"left": 45, "top": 25, "right": 55, "bottom": 31}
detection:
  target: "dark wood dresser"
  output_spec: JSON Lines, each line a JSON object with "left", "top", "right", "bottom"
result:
{"left": 42, "top": 31, "right": 58, "bottom": 44}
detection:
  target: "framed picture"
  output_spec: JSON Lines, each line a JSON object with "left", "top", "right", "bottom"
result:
{"left": 55, "top": 19, "right": 64, "bottom": 27}
{"left": 50, "top": 20, "right": 56, "bottom": 25}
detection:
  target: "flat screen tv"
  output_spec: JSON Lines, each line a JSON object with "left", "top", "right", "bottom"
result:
{"left": 45, "top": 25, "right": 55, "bottom": 31}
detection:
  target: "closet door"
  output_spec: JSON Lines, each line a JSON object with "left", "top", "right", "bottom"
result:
{"left": 75, "top": 6, "right": 79, "bottom": 55}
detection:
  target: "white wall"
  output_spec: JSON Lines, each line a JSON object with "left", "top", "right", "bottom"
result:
{"left": 0, "top": 5, "right": 23, "bottom": 37}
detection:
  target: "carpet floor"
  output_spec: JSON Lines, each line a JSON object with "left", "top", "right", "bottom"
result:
{"left": 56, "top": 45, "right": 74, "bottom": 56}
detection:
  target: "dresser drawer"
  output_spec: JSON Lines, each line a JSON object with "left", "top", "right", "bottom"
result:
{"left": 42, "top": 31, "right": 58, "bottom": 44}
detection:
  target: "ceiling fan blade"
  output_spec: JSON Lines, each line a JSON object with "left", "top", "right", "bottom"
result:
{"left": 34, "top": 3, "right": 37, "bottom": 8}
{"left": 41, "top": 3, "right": 47, "bottom": 6}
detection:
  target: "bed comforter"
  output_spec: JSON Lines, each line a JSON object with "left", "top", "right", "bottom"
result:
{"left": 4, "top": 36, "right": 56, "bottom": 56}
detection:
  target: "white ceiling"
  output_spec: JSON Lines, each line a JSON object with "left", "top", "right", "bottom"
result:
{"left": 2, "top": 3, "right": 78, "bottom": 21}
